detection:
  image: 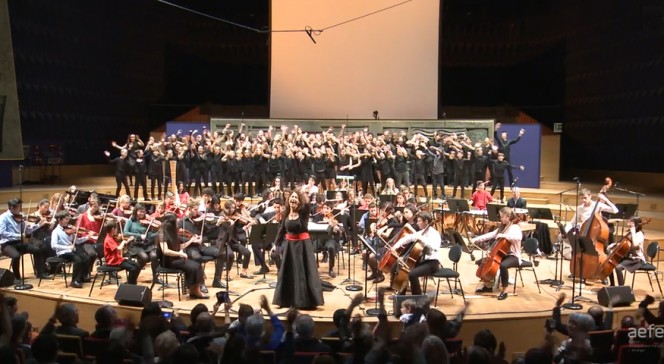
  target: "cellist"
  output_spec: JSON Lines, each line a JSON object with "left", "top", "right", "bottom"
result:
{"left": 471, "top": 207, "right": 523, "bottom": 300}
{"left": 608, "top": 216, "right": 646, "bottom": 286}
{"left": 389, "top": 211, "right": 441, "bottom": 295}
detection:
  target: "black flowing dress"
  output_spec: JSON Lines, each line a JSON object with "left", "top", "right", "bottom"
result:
{"left": 272, "top": 204, "right": 324, "bottom": 308}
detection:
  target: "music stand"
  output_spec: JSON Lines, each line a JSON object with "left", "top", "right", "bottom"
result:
{"left": 326, "top": 190, "right": 348, "bottom": 201}
{"left": 563, "top": 233, "right": 598, "bottom": 310}
{"left": 378, "top": 195, "right": 396, "bottom": 205}
{"left": 486, "top": 204, "right": 505, "bottom": 222}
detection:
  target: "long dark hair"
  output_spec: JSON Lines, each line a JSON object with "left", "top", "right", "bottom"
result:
{"left": 160, "top": 213, "right": 178, "bottom": 243}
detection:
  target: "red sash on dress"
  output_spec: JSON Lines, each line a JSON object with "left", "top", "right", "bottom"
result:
{"left": 286, "top": 232, "right": 310, "bottom": 241}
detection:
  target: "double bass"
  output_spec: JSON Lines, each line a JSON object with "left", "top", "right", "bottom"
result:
{"left": 377, "top": 224, "right": 425, "bottom": 291}
{"left": 570, "top": 178, "right": 612, "bottom": 279}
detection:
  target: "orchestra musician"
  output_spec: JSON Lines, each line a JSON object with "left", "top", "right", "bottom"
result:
{"left": 111, "top": 195, "right": 133, "bottom": 219}
{"left": 50, "top": 211, "right": 91, "bottom": 288}
{"left": 0, "top": 198, "right": 51, "bottom": 281}
{"left": 158, "top": 213, "right": 208, "bottom": 299}
{"left": 564, "top": 188, "right": 618, "bottom": 234}
{"left": 122, "top": 203, "right": 160, "bottom": 283}
{"left": 103, "top": 220, "right": 140, "bottom": 285}
{"left": 471, "top": 207, "right": 523, "bottom": 300}
{"left": 76, "top": 198, "right": 103, "bottom": 277}
{"left": 312, "top": 201, "right": 343, "bottom": 278}
{"left": 271, "top": 189, "right": 324, "bottom": 309}
{"left": 178, "top": 199, "right": 226, "bottom": 291}
{"left": 389, "top": 211, "right": 441, "bottom": 295}
{"left": 27, "top": 199, "right": 57, "bottom": 277}
{"left": 252, "top": 198, "right": 284, "bottom": 275}
{"left": 76, "top": 191, "right": 98, "bottom": 215}
{"left": 608, "top": 217, "right": 646, "bottom": 286}
{"left": 218, "top": 199, "right": 253, "bottom": 279}
{"left": 177, "top": 181, "right": 190, "bottom": 207}
{"left": 506, "top": 187, "right": 527, "bottom": 209}
{"left": 471, "top": 181, "right": 494, "bottom": 211}
{"left": 163, "top": 191, "right": 184, "bottom": 218}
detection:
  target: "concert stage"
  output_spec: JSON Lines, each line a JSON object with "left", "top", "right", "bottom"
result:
{"left": 2, "top": 178, "right": 664, "bottom": 359}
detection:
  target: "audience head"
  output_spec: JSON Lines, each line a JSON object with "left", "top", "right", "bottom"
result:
{"left": 524, "top": 347, "right": 552, "bottom": 364}
{"left": 422, "top": 335, "right": 449, "bottom": 364}
{"left": 587, "top": 305, "right": 604, "bottom": 326}
{"left": 466, "top": 345, "right": 492, "bottom": 364}
{"left": 194, "top": 312, "right": 215, "bottom": 334}
{"left": 237, "top": 303, "right": 254, "bottom": 325}
{"left": 56, "top": 303, "right": 79, "bottom": 327}
{"left": 245, "top": 313, "right": 266, "bottom": 339}
{"left": 94, "top": 305, "right": 118, "bottom": 330}
{"left": 332, "top": 308, "right": 347, "bottom": 329}
{"left": 620, "top": 315, "right": 637, "bottom": 329}
{"left": 190, "top": 303, "right": 209, "bottom": 328}
{"left": 473, "top": 329, "right": 497, "bottom": 355}
{"left": 425, "top": 309, "right": 448, "bottom": 339}
{"left": 568, "top": 312, "right": 595, "bottom": 334}
{"left": 154, "top": 330, "right": 179, "bottom": 359}
{"left": 295, "top": 314, "right": 315, "bottom": 339}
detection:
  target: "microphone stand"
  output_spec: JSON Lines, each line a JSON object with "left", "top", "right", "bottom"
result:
{"left": 563, "top": 179, "right": 583, "bottom": 310}
{"left": 359, "top": 236, "right": 381, "bottom": 316}
{"left": 15, "top": 166, "right": 33, "bottom": 291}
{"left": 614, "top": 186, "right": 646, "bottom": 217}
{"left": 343, "top": 206, "right": 363, "bottom": 291}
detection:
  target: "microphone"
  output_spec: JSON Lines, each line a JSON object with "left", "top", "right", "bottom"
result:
{"left": 614, "top": 182, "right": 620, "bottom": 188}
{"left": 572, "top": 177, "right": 580, "bottom": 182}
{"left": 305, "top": 27, "right": 317, "bottom": 44}
{"left": 18, "top": 165, "right": 24, "bottom": 170}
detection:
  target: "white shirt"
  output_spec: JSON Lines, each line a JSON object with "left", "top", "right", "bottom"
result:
{"left": 472, "top": 223, "right": 523, "bottom": 262}
{"left": 392, "top": 225, "right": 442, "bottom": 263}
{"left": 565, "top": 199, "right": 618, "bottom": 232}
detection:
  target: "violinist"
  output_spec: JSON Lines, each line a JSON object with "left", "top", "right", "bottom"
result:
{"left": 111, "top": 195, "right": 132, "bottom": 220}
{"left": 312, "top": 202, "right": 343, "bottom": 278}
{"left": 76, "top": 191, "right": 98, "bottom": 215}
{"left": 159, "top": 213, "right": 208, "bottom": 299}
{"left": 471, "top": 207, "right": 523, "bottom": 300}
{"left": 103, "top": 220, "right": 140, "bottom": 285}
{"left": 178, "top": 199, "right": 225, "bottom": 291}
{"left": 163, "top": 191, "right": 184, "bottom": 218}
{"left": 564, "top": 188, "right": 618, "bottom": 234}
{"left": 394, "top": 193, "right": 407, "bottom": 208}
{"left": 219, "top": 199, "right": 253, "bottom": 279}
{"left": 0, "top": 198, "right": 50, "bottom": 281}
{"left": 310, "top": 194, "right": 325, "bottom": 219}
{"left": 50, "top": 211, "right": 91, "bottom": 288}
{"left": 49, "top": 193, "right": 66, "bottom": 215}
{"left": 26, "top": 199, "right": 57, "bottom": 278}
{"left": 358, "top": 203, "right": 379, "bottom": 233}
{"left": 375, "top": 202, "right": 400, "bottom": 241}
{"left": 76, "top": 198, "right": 103, "bottom": 275}
{"left": 608, "top": 217, "right": 646, "bottom": 286}
{"left": 390, "top": 212, "right": 441, "bottom": 295}
{"left": 252, "top": 198, "right": 284, "bottom": 275}
{"left": 197, "top": 187, "right": 215, "bottom": 214}
{"left": 123, "top": 203, "right": 159, "bottom": 283}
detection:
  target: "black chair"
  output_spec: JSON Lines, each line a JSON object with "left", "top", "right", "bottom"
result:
{"left": 83, "top": 337, "right": 111, "bottom": 360}
{"left": 589, "top": 329, "right": 615, "bottom": 363}
{"left": 38, "top": 256, "right": 71, "bottom": 288}
{"left": 428, "top": 244, "right": 466, "bottom": 305}
{"left": 56, "top": 334, "right": 84, "bottom": 358}
{"left": 511, "top": 237, "right": 542, "bottom": 294}
{"left": 150, "top": 250, "right": 184, "bottom": 301}
{"left": 631, "top": 241, "right": 663, "bottom": 296}
{"left": 617, "top": 344, "right": 660, "bottom": 363}
{"left": 88, "top": 264, "right": 126, "bottom": 297}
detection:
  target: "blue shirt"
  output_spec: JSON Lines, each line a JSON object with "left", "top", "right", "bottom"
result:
{"left": 0, "top": 210, "right": 39, "bottom": 245}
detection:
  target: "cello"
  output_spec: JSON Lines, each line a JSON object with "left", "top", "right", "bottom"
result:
{"left": 475, "top": 214, "right": 520, "bottom": 283}
{"left": 378, "top": 224, "right": 425, "bottom": 291}
{"left": 594, "top": 218, "right": 650, "bottom": 280}
{"left": 570, "top": 178, "right": 612, "bottom": 279}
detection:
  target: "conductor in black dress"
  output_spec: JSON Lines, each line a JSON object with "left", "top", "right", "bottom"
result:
{"left": 271, "top": 189, "right": 324, "bottom": 309}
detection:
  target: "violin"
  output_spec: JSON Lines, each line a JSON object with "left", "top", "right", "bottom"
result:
{"left": 140, "top": 219, "right": 162, "bottom": 230}
{"left": 12, "top": 213, "right": 24, "bottom": 223}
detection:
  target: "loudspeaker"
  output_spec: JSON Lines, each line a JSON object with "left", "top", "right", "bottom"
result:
{"left": 0, "top": 269, "right": 16, "bottom": 287}
{"left": 597, "top": 286, "right": 635, "bottom": 307}
{"left": 392, "top": 294, "right": 429, "bottom": 318}
{"left": 114, "top": 284, "right": 152, "bottom": 307}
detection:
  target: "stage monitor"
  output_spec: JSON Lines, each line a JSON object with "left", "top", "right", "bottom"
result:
{"left": 270, "top": 0, "right": 440, "bottom": 119}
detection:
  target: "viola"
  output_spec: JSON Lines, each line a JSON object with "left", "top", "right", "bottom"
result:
{"left": 140, "top": 219, "right": 162, "bottom": 230}
{"left": 12, "top": 213, "right": 24, "bottom": 223}
{"left": 177, "top": 228, "right": 194, "bottom": 239}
